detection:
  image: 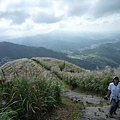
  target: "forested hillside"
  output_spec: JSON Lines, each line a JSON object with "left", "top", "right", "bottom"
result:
{"left": 0, "top": 41, "right": 120, "bottom": 70}
{"left": 70, "top": 41, "right": 120, "bottom": 69}
{"left": 0, "top": 41, "right": 66, "bottom": 59}
{"left": 0, "top": 41, "right": 101, "bottom": 70}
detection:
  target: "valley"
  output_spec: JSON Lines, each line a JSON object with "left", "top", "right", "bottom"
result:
{"left": 0, "top": 31, "right": 120, "bottom": 70}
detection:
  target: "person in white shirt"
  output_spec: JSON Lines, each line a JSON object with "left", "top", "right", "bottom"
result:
{"left": 104, "top": 76, "right": 120, "bottom": 118}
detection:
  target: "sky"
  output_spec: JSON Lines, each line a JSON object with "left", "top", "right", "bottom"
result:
{"left": 0, "top": 0, "right": 120, "bottom": 38}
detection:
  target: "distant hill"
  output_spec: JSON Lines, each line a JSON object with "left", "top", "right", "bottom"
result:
{"left": 0, "top": 41, "right": 93, "bottom": 70}
{"left": 0, "top": 41, "right": 120, "bottom": 70}
{"left": 4, "top": 31, "right": 120, "bottom": 53}
{"left": 0, "top": 41, "right": 67, "bottom": 59}
{"left": 72, "top": 41, "right": 120, "bottom": 69}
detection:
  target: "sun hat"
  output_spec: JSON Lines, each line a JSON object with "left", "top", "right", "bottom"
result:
{"left": 113, "top": 76, "right": 119, "bottom": 80}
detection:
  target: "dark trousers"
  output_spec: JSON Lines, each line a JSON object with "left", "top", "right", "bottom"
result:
{"left": 109, "top": 99, "right": 119, "bottom": 115}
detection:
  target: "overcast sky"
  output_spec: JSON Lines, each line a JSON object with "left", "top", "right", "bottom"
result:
{"left": 0, "top": 0, "right": 120, "bottom": 38}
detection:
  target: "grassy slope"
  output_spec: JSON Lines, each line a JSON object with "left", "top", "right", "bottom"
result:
{"left": 0, "top": 57, "right": 85, "bottom": 120}
{"left": 0, "top": 57, "right": 85, "bottom": 81}
{"left": 0, "top": 57, "right": 119, "bottom": 120}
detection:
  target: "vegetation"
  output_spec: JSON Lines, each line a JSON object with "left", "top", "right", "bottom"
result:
{"left": 0, "top": 41, "right": 67, "bottom": 60}
{"left": 48, "top": 97, "right": 84, "bottom": 120}
{"left": 72, "top": 41, "right": 120, "bottom": 69}
{"left": 0, "top": 57, "right": 120, "bottom": 120}
{"left": 0, "top": 77, "right": 62, "bottom": 120}
{"left": 1, "top": 41, "right": 120, "bottom": 70}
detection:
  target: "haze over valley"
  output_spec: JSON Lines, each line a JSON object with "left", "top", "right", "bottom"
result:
{"left": 1, "top": 31, "right": 120, "bottom": 53}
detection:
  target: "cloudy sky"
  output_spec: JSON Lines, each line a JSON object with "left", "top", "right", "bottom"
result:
{"left": 0, "top": 0, "right": 120, "bottom": 38}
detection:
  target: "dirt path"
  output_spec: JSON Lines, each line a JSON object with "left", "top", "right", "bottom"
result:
{"left": 65, "top": 91, "right": 120, "bottom": 120}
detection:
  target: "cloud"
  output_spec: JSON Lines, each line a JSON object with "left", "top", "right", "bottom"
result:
{"left": 90, "top": 0, "right": 120, "bottom": 18}
{"left": 58, "top": 0, "right": 120, "bottom": 19}
{"left": 0, "top": 10, "right": 29, "bottom": 24}
{"left": 0, "top": 0, "right": 120, "bottom": 37}
{"left": 31, "top": 12, "right": 63, "bottom": 23}
{"left": 61, "top": 0, "right": 92, "bottom": 16}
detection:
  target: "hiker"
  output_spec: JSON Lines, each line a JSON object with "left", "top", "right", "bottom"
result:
{"left": 104, "top": 76, "right": 120, "bottom": 118}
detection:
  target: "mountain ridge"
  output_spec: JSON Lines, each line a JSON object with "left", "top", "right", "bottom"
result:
{"left": 0, "top": 41, "right": 120, "bottom": 70}
{"left": 2, "top": 31, "right": 120, "bottom": 53}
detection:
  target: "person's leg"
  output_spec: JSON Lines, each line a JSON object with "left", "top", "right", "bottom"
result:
{"left": 113, "top": 101, "right": 119, "bottom": 114}
{"left": 109, "top": 99, "right": 117, "bottom": 116}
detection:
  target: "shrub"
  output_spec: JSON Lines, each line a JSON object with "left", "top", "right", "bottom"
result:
{"left": 59, "top": 61, "right": 65, "bottom": 71}
{"left": 0, "top": 77, "right": 62, "bottom": 120}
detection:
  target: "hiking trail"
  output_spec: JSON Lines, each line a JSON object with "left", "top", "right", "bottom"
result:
{"left": 65, "top": 91, "right": 120, "bottom": 120}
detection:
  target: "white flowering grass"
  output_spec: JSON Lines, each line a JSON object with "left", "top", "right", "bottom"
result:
{"left": 0, "top": 57, "right": 120, "bottom": 119}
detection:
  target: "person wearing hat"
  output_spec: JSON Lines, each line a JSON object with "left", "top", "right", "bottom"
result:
{"left": 104, "top": 76, "right": 120, "bottom": 118}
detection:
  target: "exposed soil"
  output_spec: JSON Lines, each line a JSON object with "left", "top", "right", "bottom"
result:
{"left": 65, "top": 91, "right": 120, "bottom": 120}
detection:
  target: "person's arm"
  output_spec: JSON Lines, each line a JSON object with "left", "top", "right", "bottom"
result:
{"left": 104, "top": 89, "right": 111, "bottom": 100}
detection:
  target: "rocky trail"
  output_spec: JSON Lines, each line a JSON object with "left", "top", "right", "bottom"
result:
{"left": 65, "top": 91, "right": 120, "bottom": 120}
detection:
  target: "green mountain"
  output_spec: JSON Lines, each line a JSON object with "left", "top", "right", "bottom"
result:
{"left": 72, "top": 41, "right": 120, "bottom": 69}
{"left": 0, "top": 41, "right": 67, "bottom": 59}
{"left": 1, "top": 41, "right": 120, "bottom": 70}
{"left": 0, "top": 41, "right": 98, "bottom": 70}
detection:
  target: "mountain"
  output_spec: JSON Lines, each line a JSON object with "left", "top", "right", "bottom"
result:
{"left": 0, "top": 41, "right": 92, "bottom": 70}
{"left": 0, "top": 41, "right": 120, "bottom": 70}
{"left": 71, "top": 41, "right": 120, "bottom": 69}
{"left": 0, "top": 41, "right": 67, "bottom": 59}
{"left": 3, "top": 31, "right": 120, "bottom": 53}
